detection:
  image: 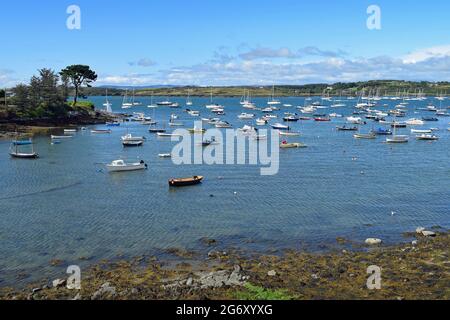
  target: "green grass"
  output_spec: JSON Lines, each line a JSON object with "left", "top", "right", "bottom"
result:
{"left": 234, "top": 283, "right": 295, "bottom": 300}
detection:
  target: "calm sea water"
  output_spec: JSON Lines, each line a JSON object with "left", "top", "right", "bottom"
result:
{"left": 1, "top": 95, "right": 449, "bottom": 286}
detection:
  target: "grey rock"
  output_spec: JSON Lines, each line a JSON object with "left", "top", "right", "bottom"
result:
{"left": 91, "top": 282, "right": 117, "bottom": 300}
{"left": 416, "top": 227, "right": 426, "bottom": 234}
{"left": 421, "top": 230, "right": 436, "bottom": 237}
{"left": 72, "top": 293, "right": 82, "bottom": 300}
{"left": 131, "top": 288, "right": 139, "bottom": 295}
{"left": 52, "top": 278, "right": 67, "bottom": 288}
{"left": 163, "top": 266, "right": 246, "bottom": 291}
{"left": 31, "top": 287, "right": 42, "bottom": 294}
{"left": 267, "top": 270, "right": 277, "bottom": 277}
{"left": 365, "top": 238, "right": 382, "bottom": 245}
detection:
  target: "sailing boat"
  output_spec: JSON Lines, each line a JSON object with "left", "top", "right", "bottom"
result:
{"left": 186, "top": 90, "right": 193, "bottom": 106}
{"left": 103, "top": 89, "right": 112, "bottom": 113}
{"left": 122, "top": 89, "right": 133, "bottom": 109}
{"left": 267, "top": 85, "right": 281, "bottom": 105}
{"left": 9, "top": 136, "right": 38, "bottom": 158}
{"left": 240, "top": 89, "right": 251, "bottom": 105}
{"left": 147, "top": 95, "right": 157, "bottom": 108}
{"left": 386, "top": 120, "right": 409, "bottom": 143}
{"left": 205, "top": 88, "right": 223, "bottom": 109}
{"left": 131, "top": 88, "right": 142, "bottom": 106}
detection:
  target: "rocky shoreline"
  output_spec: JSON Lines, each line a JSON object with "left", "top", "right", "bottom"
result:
{"left": 0, "top": 228, "right": 448, "bottom": 300}
{"left": 0, "top": 112, "right": 121, "bottom": 140}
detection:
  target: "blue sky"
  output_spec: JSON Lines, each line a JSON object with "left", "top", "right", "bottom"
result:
{"left": 1, "top": 0, "right": 450, "bottom": 86}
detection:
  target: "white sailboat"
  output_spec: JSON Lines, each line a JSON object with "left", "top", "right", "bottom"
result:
{"left": 147, "top": 95, "right": 157, "bottom": 108}
{"left": 186, "top": 90, "right": 193, "bottom": 106}
{"left": 386, "top": 120, "right": 409, "bottom": 143}
{"left": 267, "top": 85, "right": 281, "bottom": 105}
{"left": 205, "top": 88, "right": 224, "bottom": 109}
{"left": 122, "top": 89, "right": 133, "bottom": 109}
{"left": 103, "top": 89, "right": 113, "bottom": 113}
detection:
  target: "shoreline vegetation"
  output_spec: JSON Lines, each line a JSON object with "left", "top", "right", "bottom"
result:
{"left": 0, "top": 65, "right": 118, "bottom": 137}
{"left": 75, "top": 80, "right": 450, "bottom": 97}
{"left": 1, "top": 229, "right": 448, "bottom": 300}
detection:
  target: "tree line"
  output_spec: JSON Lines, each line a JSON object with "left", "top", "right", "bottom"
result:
{"left": 2, "top": 65, "right": 97, "bottom": 119}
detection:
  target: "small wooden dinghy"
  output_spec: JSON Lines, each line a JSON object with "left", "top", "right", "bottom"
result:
{"left": 169, "top": 176, "right": 203, "bottom": 187}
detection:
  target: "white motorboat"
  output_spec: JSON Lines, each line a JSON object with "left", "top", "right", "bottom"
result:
{"left": 416, "top": 134, "right": 439, "bottom": 141}
{"left": 64, "top": 129, "right": 77, "bottom": 133}
{"left": 215, "top": 121, "right": 232, "bottom": 128}
{"left": 271, "top": 123, "right": 289, "bottom": 130}
{"left": 121, "top": 134, "right": 146, "bottom": 142}
{"left": 238, "top": 125, "right": 257, "bottom": 135}
{"left": 188, "top": 110, "right": 200, "bottom": 116}
{"left": 158, "top": 153, "right": 172, "bottom": 158}
{"left": 347, "top": 116, "right": 363, "bottom": 124}
{"left": 106, "top": 159, "right": 147, "bottom": 172}
{"left": 256, "top": 118, "right": 268, "bottom": 126}
{"left": 238, "top": 113, "right": 255, "bottom": 119}
{"left": 406, "top": 118, "right": 425, "bottom": 126}
{"left": 91, "top": 129, "right": 112, "bottom": 134}
{"left": 157, "top": 132, "right": 182, "bottom": 137}
{"left": 51, "top": 135, "right": 73, "bottom": 139}
{"left": 411, "top": 129, "right": 432, "bottom": 134}
{"left": 279, "top": 131, "right": 300, "bottom": 137}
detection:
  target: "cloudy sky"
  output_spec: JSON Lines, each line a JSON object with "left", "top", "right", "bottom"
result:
{"left": 1, "top": 0, "right": 450, "bottom": 87}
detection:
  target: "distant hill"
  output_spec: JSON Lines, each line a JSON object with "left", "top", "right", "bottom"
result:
{"left": 79, "top": 80, "right": 450, "bottom": 97}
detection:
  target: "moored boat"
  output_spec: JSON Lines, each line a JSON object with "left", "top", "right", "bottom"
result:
{"left": 386, "top": 135, "right": 409, "bottom": 143}
{"left": 336, "top": 125, "right": 358, "bottom": 131}
{"left": 106, "top": 159, "right": 147, "bottom": 172}
{"left": 169, "top": 176, "right": 203, "bottom": 187}
{"left": 280, "top": 141, "right": 307, "bottom": 149}
{"left": 271, "top": 123, "right": 290, "bottom": 130}
{"left": 415, "top": 134, "right": 439, "bottom": 141}
{"left": 411, "top": 129, "right": 432, "bottom": 134}
{"left": 91, "top": 129, "right": 112, "bottom": 134}
{"left": 354, "top": 132, "right": 376, "bottom": 139}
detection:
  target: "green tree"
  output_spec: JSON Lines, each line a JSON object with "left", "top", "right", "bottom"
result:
{"left": 60, "top": 65, "right": 97, "bottom": 106}
{"left": 28, "top": 69, "right": 67, "bottom": 117}
{"left": 11, "top": 84, "right": 30, "bottom": 113}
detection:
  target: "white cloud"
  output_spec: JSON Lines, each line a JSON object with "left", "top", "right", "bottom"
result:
{"left": 239, "top": 46, "right": 347, "bottom": 60}
{"left": 403, "top": 45, "right": 450, "bottom": 64}
{"left": 0, "top": 69, "right": 21, "bottom": 87}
